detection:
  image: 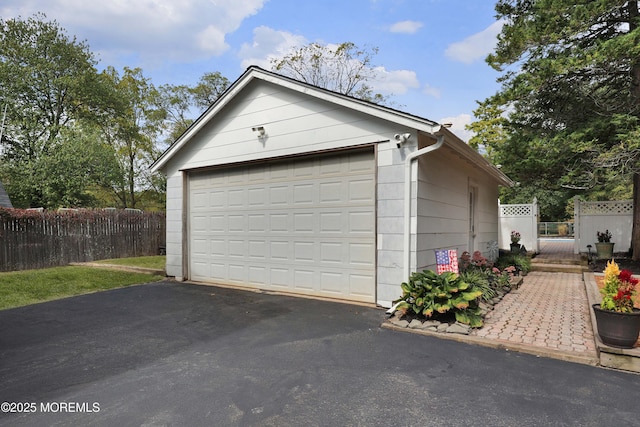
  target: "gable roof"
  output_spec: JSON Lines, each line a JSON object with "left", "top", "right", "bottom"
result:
{"left": 151, "top": 66, "right": 512, "bottom": 186}
{"left": 0, "top": 180, "right": 12, "bottom": 208}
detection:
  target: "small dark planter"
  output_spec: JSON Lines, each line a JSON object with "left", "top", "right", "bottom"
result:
{"left": 510, "top": 243, "right": 521, "bottom": 254}
{"left": 592, "top": 304, "right": 640, "bottom": 348}
{"left": 595, "top": 242, "right": 614, "bottom": 260}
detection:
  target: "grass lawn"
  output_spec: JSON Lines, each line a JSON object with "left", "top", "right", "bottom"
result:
{"left": 0, "top": 265, "right": 164, "bottom": 311}
{"left": 95, "top": 255, "right": 165, "bottom": 270}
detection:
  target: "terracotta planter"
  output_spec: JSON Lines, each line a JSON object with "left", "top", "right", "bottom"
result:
{"left": 595, "top": 242, "right": 614, "bottom": 260}
{"left": 592, "top": 304, "right": 640, "bottom": 348}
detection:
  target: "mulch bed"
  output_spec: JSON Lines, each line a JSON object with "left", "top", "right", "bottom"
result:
{"left": 590, "top": 256, "right": 640, "bottom": 275}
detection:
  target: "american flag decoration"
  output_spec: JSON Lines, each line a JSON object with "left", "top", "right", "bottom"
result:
{"left": 435, "top": 249, "right": 459, "bottom": 274}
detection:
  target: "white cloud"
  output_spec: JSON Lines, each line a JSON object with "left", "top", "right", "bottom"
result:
{"left": 238, "top": 26, "right": 307, "bottom": 69}
{"left": 197, "top": 25, "right": 229, "bottom": 56}
{"left": 1, "top": 0, "right": 266, "bottom": 64}
{"left": 422, "top": 83, "right": 441, "bottom": 99}
{"left": 389, "top": 20, "right": 423, "bottom": 34}
{"left": 370, "top": 67, "right": 420, "bottom": 94}
{"left": 445, "top": 20, "right": 504, "bottom": 64}
{"left": 438, "top": 114, "right": 474, "bottom": 142}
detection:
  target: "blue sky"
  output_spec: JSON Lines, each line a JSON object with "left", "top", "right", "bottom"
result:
{"left": 2, "top": 0, "right": 505, "bottom": 141}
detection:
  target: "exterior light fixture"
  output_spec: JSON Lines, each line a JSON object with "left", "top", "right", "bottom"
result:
{"left": 394, "top": 133, "right": 411, "bottom": 148}
{"left": 252, "top": 126, "right": 266, "bottom": 137}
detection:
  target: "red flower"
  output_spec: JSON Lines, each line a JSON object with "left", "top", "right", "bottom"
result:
{"left": 619, "top": 269, "right": 633, "bottom": 282}
{"left": 618, "top": 269, "right": 639, "bottom": 287}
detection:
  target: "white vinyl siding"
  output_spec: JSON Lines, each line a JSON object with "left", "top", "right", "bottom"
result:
{"left": 415, "top": 146, "right": 500, "bottom": 271}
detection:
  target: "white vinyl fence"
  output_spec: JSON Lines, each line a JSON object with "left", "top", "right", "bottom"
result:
{"left": 498, "top": 198, "right": 539, "bottom": 253}
{"left": 574, "top": 199, "right": 633, "bottom": 254}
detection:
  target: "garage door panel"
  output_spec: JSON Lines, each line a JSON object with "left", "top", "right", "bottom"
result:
{"left": 293, "top": 183, "right": 315, "bottom": 204}
{"left": 211, "top": 239, "right": 226, "bottom": 256}
{"left": 228, "top": 264, "right": 246, "bottom": 282}
{"left": 269, "top": 185, "right": 290, "bottom": 205}
{"left": 228, "top": 214, "right": 245, "bottom": 232}
{"left": 349, "top": 179, "right": 375, "bottom": 203}
{"left": 293, "top": 212, "right": 316, "bottom": 233}
{"left": 248, "top": 266, "right": 266, "bottom": 284}
{"left": 228, "top": 240, "right": 245, "bottom": 258}
{"left": 320, "top": 181, "right": 343, "bottom": 203}
{"left": 350, "top": 242, "right": 375, "bottom": 266}
{"left": 248, "top": 239, "right": 267, "bottom": 259}
{"left": 293, "top": 241, "right": 315, "bottom": 262}
{"left": 320, "top": 272, "right": 344, "bottom": 294}
{"left": 227, "top": 189, "right": 245, "bottom": 208}
{"left": 248, "top": 214, "right": 267, "bottom": 232}
{"left": 270, "top": 213, "right": 290, "bottom": 232}
{"left": 270, "top": 241, "right": 289, "bottom": 261}
{"left": 320, "top": 212, "right": 344, "bottom": 233}
{"left": 208, "top": 190, "right": 226, "bottom": 208}
{"left": 349, "top": 211, "right": 375, "bottom": 234}
{"left": 294, "top": 269, "right": 315, "bottom": 290}
{"left": 294, "top": 161, "right": 315, "bottom": 178}
{"left": 320, "top": 242, "right": 344, "bottom": 264}
{"left": 350, "top": 274, "right": 375, "bottom": 296}
{"left": 348, "top": 151, "right": 373, "bottom": 172}
{"left": 189, "top": 149, "right": 376, "bottom": 302}
{"left": 210, "top": 262, "right": 226, "bottom": 279}
{"left": 270, "top": 267, "right": 290, "bottom": 288}
{"left": 191, "top": 261, "right": 211, "bottom": 278}
{"left": 247, "top": 187, "right": 266, "bottom": 206}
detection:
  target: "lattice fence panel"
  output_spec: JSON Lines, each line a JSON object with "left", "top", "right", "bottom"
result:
{"left": 500, "top": 204, "right": 533, "bottom": 217}
{"left": 579, "top": 200, "right": 633, "bottom": 215}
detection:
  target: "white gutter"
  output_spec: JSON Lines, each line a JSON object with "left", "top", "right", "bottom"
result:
{"left": 403, "top": 127, "right": 446, "bottom": 280}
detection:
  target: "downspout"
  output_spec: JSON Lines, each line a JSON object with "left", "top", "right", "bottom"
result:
{"left": 403, "top": 127, "right": 446, "bottom": 280}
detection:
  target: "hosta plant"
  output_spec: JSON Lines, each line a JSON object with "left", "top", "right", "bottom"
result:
{"left": 393, "top": 270, "right": 484, "bottom": 328}
{"left": 459, "top": 270, "right": 495, "bottom": 302}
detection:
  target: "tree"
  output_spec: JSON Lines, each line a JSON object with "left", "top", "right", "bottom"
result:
{"left": 467, "top": 99, "right": 509, "bottom": 163}
{"left": 156, "top": 71, "right": 231, "bottom": 144}
{"left": 271, "top": 42, "right": 388, "bottom": 103}
{"left": 0, "top": 14, "right": 229, "bottom": 210}
{"left": 100, "top": 67, "right": 164, "bottom": 209}
{"left": 476, "top": 1, "right": 640, "bottom": 248}
{"left": 0, "top": 14, "right": 124, "bottom": 208}
{"left": 0, "top": 14, "right": 105, "bottom": 161}
{"left": 191, "top": 71, "right": 231, "bottom": 110}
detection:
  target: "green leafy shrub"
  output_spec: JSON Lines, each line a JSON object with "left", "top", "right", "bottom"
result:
{"left": 495, "top": 253, "right": 531, "bottom": 275}
{"left": 393, "top": 270, "right": 484, "bottom": 328}
{"left": 459, "top": 250, "right": 520, "bottom": 294}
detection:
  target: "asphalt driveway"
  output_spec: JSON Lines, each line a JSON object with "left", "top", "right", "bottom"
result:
{"left": 0, "top": 280, "right": 638, "bottom": 426}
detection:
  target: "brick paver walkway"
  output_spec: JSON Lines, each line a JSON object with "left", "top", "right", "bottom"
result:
{"left": 536, "top": 238, "right": 578, "bottom": 260}
{"left": 471, "top": 271, "right": 597, "bottom": 357}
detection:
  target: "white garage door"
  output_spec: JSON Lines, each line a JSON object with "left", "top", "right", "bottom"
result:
{"left": 188, "top": 148, "right": 376, "bottom": 303}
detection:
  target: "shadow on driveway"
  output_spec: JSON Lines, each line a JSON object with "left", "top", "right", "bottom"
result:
{"left": 1, "top": 281, "right": 638, "bottom": 426}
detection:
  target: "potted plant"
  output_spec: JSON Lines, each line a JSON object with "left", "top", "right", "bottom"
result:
{"left": 595, "top": 229, "right": 614, "bottom": 259}
{"left": 510, "top": 230, "right": 521, "bottom": 254}
{"left": 592, "top": 260, "right": 640, "bottom": 348}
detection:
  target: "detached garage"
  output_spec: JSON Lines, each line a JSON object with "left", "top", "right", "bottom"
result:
{"left": 151, "top": 66, "right": 512, "bottom": 307}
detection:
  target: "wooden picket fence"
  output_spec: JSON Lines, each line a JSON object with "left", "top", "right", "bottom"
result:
{"left": 0, "top": 209, "right": 165, "bottom": 272}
